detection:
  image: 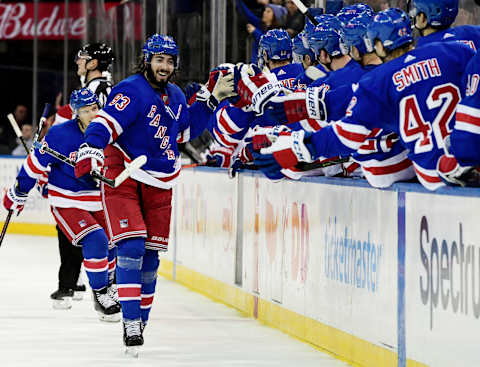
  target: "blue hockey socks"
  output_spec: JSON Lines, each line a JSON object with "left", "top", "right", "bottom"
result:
{"left": 116, "top": 238, "right": 145, "bottom": 321}
{"left": 140, "top": 249, "right": 160, "bottom": 325}
{"left": 81, "top": 229, "right": 109, "bottom": 291}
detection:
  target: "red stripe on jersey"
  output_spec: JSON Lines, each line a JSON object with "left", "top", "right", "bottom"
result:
{"left": 214, "top": 128, "right": 237, "bottom": 147}
{"left": 158, "top": 168, "right": 181, "bottom": 182}
{"left": 363, "top": 158, "right": 412, "bottom": 175}
{"left": 84, "top": 258, "right": 108, "bottom": 270}
{"left": 218, "top": 108, "right": 238, "bottom": 135}
{"left": 306, "top": 118, "right": 322, "bottom": 131}
{"left": 27, "top": 155, "right": 44, "bottom": 175}
{"left": 345, "top": 162, "right": 360, "bottom": 174}
{"left": 48, "top": 190, "right": 100, "bottom": 202}
{"left": 414, "top": 167, "right": 442, "bottom": 183}
{"left": 118, "top": 286, "right": 141, "bottom": 298}
{"left": 456, "top": 112, "right": 480, "bottom": 127}
{"left": 335, "top": 124, "right": 368, "bottom": 143}
{"left": 101, "top": 115, "right": 120, "bottom": 141}
{"left": 141, "top": 295, "right": 154, "bottom": 307}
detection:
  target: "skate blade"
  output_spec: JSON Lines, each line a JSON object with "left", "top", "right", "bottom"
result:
{"left": 98, "top": 312, "right": 121, "bottom": 323}
{"left": 73, "top": 292, "right": 85, "bottom": 301}
{"left": 124, "top": 346, "right": 140, "bottom": 358}
{"left": 52, "top": 298, "right": 72, "bottom": 310}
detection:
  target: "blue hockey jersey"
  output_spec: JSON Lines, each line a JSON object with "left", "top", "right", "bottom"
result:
{"left": 17, "top": 119, "right": 102, "bottom": 211}
{"left": 416, "top": 25, "right": 480, "bottom": 51}
{"left": 450, "top": 50, "right": 480, "bottom": 166}
{"left": 85, "top": 73, "right": 211, "bottom": 187}
{"left": 309, "top": 42, "right": 475, "bottom": 190}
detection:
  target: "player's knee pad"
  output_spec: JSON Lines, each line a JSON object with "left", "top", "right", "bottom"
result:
{"left": 117, "top": 238, "right": 146, "bottom": 270}
{"left": 80, "top": 229, "right": 109, "bottom": 259}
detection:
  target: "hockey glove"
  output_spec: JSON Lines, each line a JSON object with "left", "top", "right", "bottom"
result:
{"left": 74, "top": 143, "right": 104, "bottom": 179}
{"left": 437, "top": 154, "right": 480, "bottom": 187}
{"left": 206, "top": 144, "right": 234, "bottom": 168}
{"left": 257, "top": 129, "right": 315, "bottom": 169}
{"left": 234, "top": 63, "right": 284, "bottom": 114}
{"left": 262, "top": 86, "right": 327, "bottom": 123}
{"left": 3, "top": 184, "right": 28, "bottom": 214}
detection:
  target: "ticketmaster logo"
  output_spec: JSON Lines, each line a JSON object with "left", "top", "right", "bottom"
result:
{"left": 324, "top": 216, "right": 383, "bottom": 293}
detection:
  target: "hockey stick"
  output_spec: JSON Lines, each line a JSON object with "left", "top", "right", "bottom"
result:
{"left": 0, "top": 210, "right": 13, "bottom": 247}
{"left": 291, "top": 0, "right": 320, "bottom": 26}
{"left": 297, "top": 156, "right": 350, "bottom": 170}
{"left": 7, "top": 114, "right": 30, "bottom": 153}
{"left": 31, "top": 103, "right": 51, "bottom": 153}
{"left": 32, "top": 141, "right": 147, "bottom": 188}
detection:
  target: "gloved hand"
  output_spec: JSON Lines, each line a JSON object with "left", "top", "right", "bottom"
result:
{"left": 233, "top": 63, "right": 284, "bottom": 114}
{"left": 36, "top": 173, "right": 49, "bottom": 199}
{"left": 437, "top": 154, "right": 479, "bottom": 187}
{"left": 196, "top": 73, "right": 236, "bottom": 111}
{"left": 262, "top": 85, "right": 327, "bottom": 122}
{"left": 257, "top": 129, "right": 315, "bottom": 169}
{"left": 74, "top": 143, "right": 104, "bottom": 178}
{"left": 3, "top": 184, "right": 28, "bottom": 215}
{"left": 206, "top": 144, "right": 234, "bottom": 168}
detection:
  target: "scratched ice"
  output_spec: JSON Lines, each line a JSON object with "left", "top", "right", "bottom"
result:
{"left": 0, "top": 234, "right": 351, "bottom": 367}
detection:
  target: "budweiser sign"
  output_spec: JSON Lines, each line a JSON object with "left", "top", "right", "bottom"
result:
{"left": 0, "top": 2, "right": 117, "bottom": 40}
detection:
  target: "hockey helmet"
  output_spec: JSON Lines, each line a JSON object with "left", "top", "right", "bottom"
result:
{"left": 142, "top": 34, "right": 179, "bottom": 67}
{"left": 367, "top": 8, "right": 413, "bottom": 52}
{"left": 76, "top": 43, "right": 114, "bottom": 71}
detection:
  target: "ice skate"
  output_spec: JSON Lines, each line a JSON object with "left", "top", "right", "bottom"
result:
{"left": 73, "top": 284, "right": 86, "bottom": 301}
{"left": 92, "top": 287, "right": 121, "bottom": 322}
{"left": 50, "top": 288, "right": 74, "bottom": 310}
{"left": 107, "top": 283, "right": 119, "bottom": 303}
{"left": 123, "top": 319, "right": 144, "bottom": 358}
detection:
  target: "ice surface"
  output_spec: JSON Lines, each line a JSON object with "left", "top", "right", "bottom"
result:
{"left": 0, "top": 234, "right": 351, "bottom": 367}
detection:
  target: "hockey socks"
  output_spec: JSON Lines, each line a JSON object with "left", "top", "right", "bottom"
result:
{"left": 116, "top": 238, "right": 145, "bottom": 321}
{"left": 81, "top": 229, "right": 109, "bottom": 291}
{"left": 140, "top": 249, "right": 159, "bottom": 325}
{"left": 108, "top": 246, "right": 117, "bottom": 285}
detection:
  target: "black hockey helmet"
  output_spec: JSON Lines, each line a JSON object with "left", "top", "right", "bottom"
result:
{"left": 76, "top": 43, "right": 115, "bottom": 71}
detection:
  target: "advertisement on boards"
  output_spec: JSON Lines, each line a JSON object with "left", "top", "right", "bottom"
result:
{"left": 405, "top": 192, "right": 480, "bottom": 367}
{"left": 242, "top": 175, "right": 398, "bottom": 350}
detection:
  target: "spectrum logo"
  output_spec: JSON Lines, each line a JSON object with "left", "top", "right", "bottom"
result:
{"left": 419, "top": 216, "right": 480, "bottom": 330}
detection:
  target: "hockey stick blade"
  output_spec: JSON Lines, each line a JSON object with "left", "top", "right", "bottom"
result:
{"left": 0, "top": 210, "right": 13, "bottom": 247}
{"left": 113, "top": 155, "right": 147, "bottom": 188}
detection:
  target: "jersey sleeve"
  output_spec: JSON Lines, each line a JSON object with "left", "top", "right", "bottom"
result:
{"left": 85, "top": 85, "right": 141, "bottom": 149}
{"left": 310, "top": 84, "right": 387, "bottom": 158}
{"left": 450, "top": 52, "right": 480, "bottom": 166}
{"left": 177, "top": 100, "right": 213, "bottom": 143}
{"left": 212, "top": 103, "right": 255, "bottom": 148}
{"left": 16, "top": 132, "right": 57, "bottom": 194}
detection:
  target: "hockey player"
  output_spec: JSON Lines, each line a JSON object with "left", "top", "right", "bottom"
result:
{"left": 74, "top": 34, "right": 217, "bottom": 354}
{"left": 252, "top": 8, "right": 475, "bottom": 190}
{"left": 56, "top": 43, "right": 115, "bottom": 123}
{"left": 52, "top": 42, "right": 116, "bottom": 307}
{"left": 413, "top": 0, "right": 480, "bottom": 51}
{"left": 212, "top": 29, "right": 302, "bottom": 154}
{"left": 437, "top": 49, "right": 480, "bottom": 186}
{"left": 2, "top": 89, "right": 121, "bottom": 320}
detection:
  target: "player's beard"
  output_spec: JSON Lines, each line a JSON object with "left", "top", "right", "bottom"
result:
{"left": 145, "top": 65, "right": 172, "bottom": 90}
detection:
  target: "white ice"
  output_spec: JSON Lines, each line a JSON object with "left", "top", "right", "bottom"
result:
{"left": 0, "top": 234, "right": 351, "bottom": 367}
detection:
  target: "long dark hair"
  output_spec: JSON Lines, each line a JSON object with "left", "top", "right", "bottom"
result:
{"left": 132, "top": 53, "right": 177, "bottom": 84}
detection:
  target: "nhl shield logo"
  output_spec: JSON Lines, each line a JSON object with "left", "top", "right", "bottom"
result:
{"left": 119, "top": 219, "right": 129, "bottom": 228}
